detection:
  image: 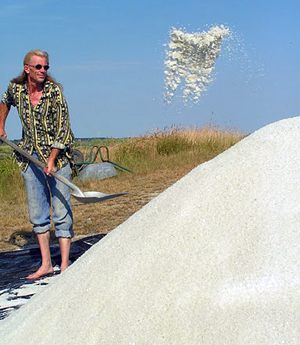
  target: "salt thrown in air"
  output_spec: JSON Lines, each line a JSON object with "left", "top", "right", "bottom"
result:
{"left": 164, "top": 25, "right": 231, "bottom": 104}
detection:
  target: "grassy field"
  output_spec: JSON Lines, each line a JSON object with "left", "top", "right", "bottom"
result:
{"left": 0, "top": 125, "right": 245, "bottom": 252}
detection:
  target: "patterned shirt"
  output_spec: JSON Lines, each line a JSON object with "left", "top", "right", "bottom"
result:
{"left": 1, "top": 81, "right": 74, "bottom": 171}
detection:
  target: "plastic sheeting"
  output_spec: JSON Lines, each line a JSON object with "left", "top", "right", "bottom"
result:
{"left": 0, "top": 234, "right": 105, "bottom": 320}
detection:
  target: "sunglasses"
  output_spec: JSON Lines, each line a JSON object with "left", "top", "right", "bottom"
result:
{"left": 27, "top": 64, "right": 50, "bottom": 71}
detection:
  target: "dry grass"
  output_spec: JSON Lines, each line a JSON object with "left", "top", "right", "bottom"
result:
{"left": 0, "top": 125, "right": 244, "bottom": 252}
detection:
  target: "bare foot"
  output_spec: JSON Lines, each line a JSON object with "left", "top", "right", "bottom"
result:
{"left": 60, "top": 263, "right": 69, "bottom": 273}
{"left": 27, "top": 266, "right": 54, "bottom": 280}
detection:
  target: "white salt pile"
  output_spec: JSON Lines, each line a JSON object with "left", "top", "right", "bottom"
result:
{"left": 164, "top": 25, "right": 230, "bottom": 104}
{"left": 1, "top": 117, "right": 300, "bottom": 344}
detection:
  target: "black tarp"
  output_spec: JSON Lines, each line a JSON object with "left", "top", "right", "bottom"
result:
{"left": 0, "top": 234, "right": 105, "bottom": 320}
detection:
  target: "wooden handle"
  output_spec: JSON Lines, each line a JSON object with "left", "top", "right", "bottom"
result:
{"left": 0, "top": 135, "right": 46, "bottom": 169}
{"left": 0, "top": 135, "right": 84, "bottom": 196}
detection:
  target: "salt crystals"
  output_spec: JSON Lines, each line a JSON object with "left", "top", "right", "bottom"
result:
{"left": 164, "top": 25, "right": 231, "bottom": 104}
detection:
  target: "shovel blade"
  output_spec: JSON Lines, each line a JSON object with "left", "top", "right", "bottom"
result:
{"left": 71, "top": 191, "right": 128, "bottom": 204}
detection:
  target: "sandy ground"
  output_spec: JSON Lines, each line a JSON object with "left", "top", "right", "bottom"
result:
{"left": 1, "top": 117, "right": 300, "bottom": 344}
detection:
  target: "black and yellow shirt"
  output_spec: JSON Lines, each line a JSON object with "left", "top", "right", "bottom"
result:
{"left": 1, "top": 81, "right": 74, "bottom": 171}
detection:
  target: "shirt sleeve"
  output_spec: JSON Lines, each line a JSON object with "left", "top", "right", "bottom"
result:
{"left": 51, "top": 87, "right": 74, "bottom": 150}
{"left": 1, "top": 83, "right": 15, "bottom": 107}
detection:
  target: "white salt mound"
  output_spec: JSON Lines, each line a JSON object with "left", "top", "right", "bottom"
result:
{"left": 1, "top": 117, "right": 300, "bottom": 344}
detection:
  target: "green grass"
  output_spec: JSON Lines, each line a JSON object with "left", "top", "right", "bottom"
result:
{"left": 0, "top": 154, "right": 25, "bottom": 200}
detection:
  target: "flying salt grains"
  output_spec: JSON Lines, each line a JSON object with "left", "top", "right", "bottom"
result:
{"left": 164, "top": 25, "right": 231, "bottom": 104}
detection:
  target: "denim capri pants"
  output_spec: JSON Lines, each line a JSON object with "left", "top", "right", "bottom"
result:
{"left": 21, "top": 154, "right": 74, "bottom": 238}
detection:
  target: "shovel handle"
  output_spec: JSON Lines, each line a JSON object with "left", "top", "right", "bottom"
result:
{"left": 0, "top": 135, "right": 84, "bottom": 196}
{"left": 0, "top": 135, "right": 46, "bottom": 169}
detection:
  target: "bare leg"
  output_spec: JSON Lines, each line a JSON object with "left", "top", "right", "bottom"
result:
{"left": 27, "top": 231, "right": 54, "bottom": 280}
{"left": 59, "top": 237, "right": 71, "bottom": 273}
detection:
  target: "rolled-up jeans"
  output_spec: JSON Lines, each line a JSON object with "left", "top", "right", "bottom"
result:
{"left": 21, "top": 154, "right": 74, "bottom": 238}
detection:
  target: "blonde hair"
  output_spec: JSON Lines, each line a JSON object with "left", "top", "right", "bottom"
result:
{"left": 23, "top": 49, "right": 49, "bottom": 65}
{"left": 11, "top": 49, "right": 62, "bottom": 89}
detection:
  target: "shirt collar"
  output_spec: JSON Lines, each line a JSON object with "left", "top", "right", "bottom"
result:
{"left": 21, "top": 81, "right": 51, "bottom": 94}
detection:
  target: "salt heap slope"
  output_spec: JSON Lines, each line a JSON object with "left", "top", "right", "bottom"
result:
{"left": 1, "top": 117, "right": 300, "bottom": 345}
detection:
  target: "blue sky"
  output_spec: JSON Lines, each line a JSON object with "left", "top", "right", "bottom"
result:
{"left": 0, "top": 0, "right": 299, "bottom": 139}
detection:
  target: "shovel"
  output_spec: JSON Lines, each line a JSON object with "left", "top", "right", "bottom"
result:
{"left": 0, "top": 136, "right": 128, "bottom": 204}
